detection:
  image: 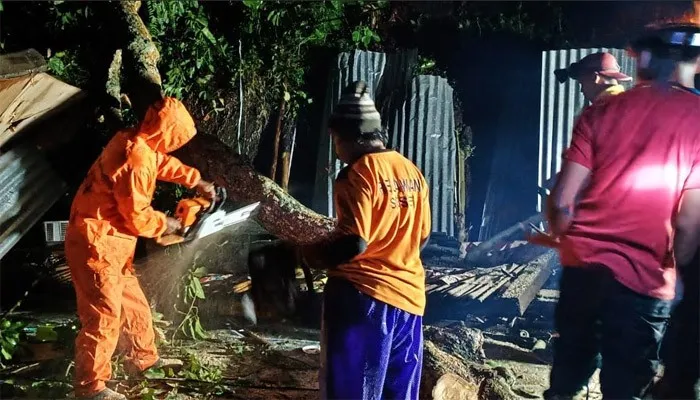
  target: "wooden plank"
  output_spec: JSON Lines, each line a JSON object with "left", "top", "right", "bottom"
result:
{"left": 495, "top": 251, "right": 557, "bottom": 315}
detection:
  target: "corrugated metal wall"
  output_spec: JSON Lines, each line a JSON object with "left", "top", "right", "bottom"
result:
{"left": 537, "top": 48, "right": 636, "bottom": 212}
{"left": 312, "top": 50, "right": 457, "bottom": 236}
{"left": 388, "top": 76, "right": 456, "bottom": 236}
{"left": 0, "top": 144, "right": 66, "bottom": 258}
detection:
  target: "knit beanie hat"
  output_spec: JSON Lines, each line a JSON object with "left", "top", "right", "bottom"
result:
{"left": 328, "top": 81, "right": 383, "bottom": 136}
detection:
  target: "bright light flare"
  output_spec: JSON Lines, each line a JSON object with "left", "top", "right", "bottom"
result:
{"left": 625, "top": 164, "right": 690, "bottom": 192}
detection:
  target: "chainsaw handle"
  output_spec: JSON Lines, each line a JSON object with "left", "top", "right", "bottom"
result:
{"left": 212, "top": 186, "right": 227, "bottom": 212}
{"left": 202, "top": 186, "right": 227, "bottom": 215}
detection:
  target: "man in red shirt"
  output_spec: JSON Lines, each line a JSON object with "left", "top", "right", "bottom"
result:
{"left": 542, "top": 23, "right": 700, "bottom": 399}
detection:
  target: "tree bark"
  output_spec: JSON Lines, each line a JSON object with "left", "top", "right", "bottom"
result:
{"left": 176, "top": 134, "right": 334, "bottom": 244}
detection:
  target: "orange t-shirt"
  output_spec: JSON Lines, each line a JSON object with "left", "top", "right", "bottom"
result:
{"left": 329, "top": 149, "right": 431, "bottom": 316}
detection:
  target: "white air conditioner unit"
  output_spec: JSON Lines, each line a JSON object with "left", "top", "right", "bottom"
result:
{"left": 43, "top": 220, "right": 69, "bottom": 244}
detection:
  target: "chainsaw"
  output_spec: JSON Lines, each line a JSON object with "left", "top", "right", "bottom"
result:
{"left": 156, "top": 186, "right": 260, "bottom": 246}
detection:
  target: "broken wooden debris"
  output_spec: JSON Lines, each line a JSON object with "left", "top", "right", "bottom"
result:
{"left": 494, "top": 251, "right": 557, "bottom": 316}
{"left": 425, "top": 250, "right": 559, "bottom": 321}
{"left": 423, "top": 240, "right": 550, "bottom": 270}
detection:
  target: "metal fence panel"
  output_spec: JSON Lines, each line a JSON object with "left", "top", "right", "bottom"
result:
{"left": 312, "top": 50, "right": 457, "bottom": 237}
{"left": 537, "top": 48, "right": 636, "bottom": 212}
{"left": 389, "top": 75, "right": 456, "bottom": 236}
{"left": 0, "top": 143, "right": 66, "bottom": 259}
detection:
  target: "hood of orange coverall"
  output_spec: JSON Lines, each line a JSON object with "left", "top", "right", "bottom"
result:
{"left": 137, "top": 97, "right": 197, "bottom": 154}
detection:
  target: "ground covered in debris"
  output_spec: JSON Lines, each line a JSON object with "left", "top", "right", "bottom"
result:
{"left": 0, "top": 240, "right": 606, "bottom": 400}
{"left": 0, "top": 292, "right": 603, "bottom": 400}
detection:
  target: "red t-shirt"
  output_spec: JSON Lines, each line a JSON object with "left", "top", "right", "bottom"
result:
{"left": 560, "top": 84, "right": 700, "bottom": 300}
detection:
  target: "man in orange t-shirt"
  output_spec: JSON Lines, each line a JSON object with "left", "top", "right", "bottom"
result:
{"left": 304, "top": 81, "right": 431, "bottom": 400}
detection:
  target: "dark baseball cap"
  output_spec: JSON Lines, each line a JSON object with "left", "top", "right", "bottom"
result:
{"left": 555, "top": 52, "right": 632, "bottom": 83}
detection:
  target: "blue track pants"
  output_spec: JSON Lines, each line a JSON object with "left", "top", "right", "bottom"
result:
{"left": 320, "top": 278, "right": 423, "bottom": 400}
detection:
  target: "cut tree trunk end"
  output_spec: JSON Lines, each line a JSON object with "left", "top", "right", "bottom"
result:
{"left": 421, "top": 324, "right": 519, "bottom": 400}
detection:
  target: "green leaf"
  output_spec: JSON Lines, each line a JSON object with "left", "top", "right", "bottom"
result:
{"left": 242, "top": 0, "right": 263, "bottom": 10}
{"left": 36, "top": 325, "right": 58, "bottom": 342}
{"left": 283, "top": 91, "right": 291, "bottom": 102}
{"left": 187, "top": 319, "right": 197, "bottom": 339}
{"left": 201, "top": 27, "right": 216, "bottom": 45}
{"left": 193, "top": 319, "right": 207, "bottom": 339}
{"left": 362, "top": 34, "right": 371, "bottom": 47}
{"left": 1, "top": 346, "right": 12, "bottom": 360}
{"left": 192, "top": 266, "right": 208, "bottom": 278}
{"left": 143, "top": 367, "right": 166, "bottom": 379}
{"left": 191, "top": 278, "right": 206, "bottom": 299}
{"left": 186, "top": 284, "right": 195, "bottom": 301}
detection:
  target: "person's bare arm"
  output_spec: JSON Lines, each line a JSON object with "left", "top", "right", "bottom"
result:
{"left": 674, "top": 189, "right": 700, "bottom": 266}
{"left": 546, "top": 161, "right": 591, "bottom": 236}
{"left": 545, "top": 104, "right": 598, "bottom": 236}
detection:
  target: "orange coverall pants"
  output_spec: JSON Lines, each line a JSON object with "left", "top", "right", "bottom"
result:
{"left": 65, "top": 220, "right": 158, "bottom": 397}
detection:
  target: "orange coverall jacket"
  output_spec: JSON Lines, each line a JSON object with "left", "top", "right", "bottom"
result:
{"left": 65, "top": 97, "right": 201, "bottom": 397}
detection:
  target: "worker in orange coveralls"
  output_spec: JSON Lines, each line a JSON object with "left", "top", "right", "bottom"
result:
{"left": 65, "top": 97, "right": 216, "bottom": 400}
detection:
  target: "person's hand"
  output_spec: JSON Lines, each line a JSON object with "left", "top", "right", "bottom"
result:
{"left": 195, "top": 179, "right": 216, "bottom": 201}
{"left": 164, "top": 217, "right": 182, "bottom": 235}
{"left": 526, "top": 230, "right": 561, "bottom": 248}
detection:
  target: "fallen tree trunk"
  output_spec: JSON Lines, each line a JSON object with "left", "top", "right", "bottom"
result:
{"left": 176, "top": 133, "right": 334, "bottom": 245}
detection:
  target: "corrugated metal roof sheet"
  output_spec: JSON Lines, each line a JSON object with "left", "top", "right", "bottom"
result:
{"left": 0, "top": 144, "right": 66, "bottom": 258}
{"left": 312, "top": 50, "right": 457, "bottom": 237}
{"left": 388, "top": 75, "right": 456, "bottom": 236}
{"left": 537, "top": 48, "right": 636, "bottom": 212}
